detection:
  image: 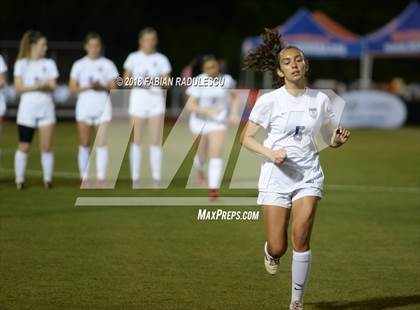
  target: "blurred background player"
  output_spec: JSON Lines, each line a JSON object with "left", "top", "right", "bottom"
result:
{"left": 14, "top": 31, "right": 59, "bottom": 190}
{"left": 241, "top": 29, "right": 350, "bottom": 310}
{"left": 69, "top": 32, "right": 118, "bottom": 188}
{"left": 0, "top": 55, "right": 7, "bottom": 124}
{"left": 123, "top": 27, "right": 171, "bottom": 188}
{"left": 0, "top": 54, "right": 7, "bottom": 171}
{"left": 185, "top": 55, "right": 240, "bottom": 199}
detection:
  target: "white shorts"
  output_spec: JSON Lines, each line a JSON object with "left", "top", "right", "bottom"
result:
{"left": 129, "top": 89, "right": 166, "bottom": 118}
{"left": 76, "top": 101, "right": 112, "bottom": 126}
{"left": 17, "top": 100, "right": 56, "bottom": 128}
{"left": 189, "top": 114, "right": 227, "bottom": 135}
{"left": 257, "top": 187, "right": 322, "bottom": 208}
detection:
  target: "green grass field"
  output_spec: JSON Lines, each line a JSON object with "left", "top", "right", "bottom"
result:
{"left": 0, "top": 121, "right": 419, "bottom": 310}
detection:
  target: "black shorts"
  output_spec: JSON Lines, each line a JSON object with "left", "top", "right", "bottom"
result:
{"left": 18, "top": 125, "right": 36, "bottom": 143}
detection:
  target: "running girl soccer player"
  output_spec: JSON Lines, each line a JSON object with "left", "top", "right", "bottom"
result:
{"left": 241, "top": 29, "right": 350, "bottom": 310}
{"left": 123, "top": 27, "right": 171, "bottom": 188}
{"left": 185, "top": 55, "right": 240, "bottom": 200}
{"left": 14, "top": 31, "right": 59, "bottom": 190}
{"left": 69, "top": 32, "right": 118, "bottom": 188}
{"left": 0, "top": 55, "right": 7, "bottom": 123}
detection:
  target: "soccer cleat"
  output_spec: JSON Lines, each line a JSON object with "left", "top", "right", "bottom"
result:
{"left": 208, "top": 189, "right": 219, "bottom": 201}
{"left": 16, "top": 182, "right": 25, "bottom": 190}
{"left": 80, "top": 179, "right": 89, "bottom": 189}
{"left": 96, "top": 179, "right": 105, "bottom": 189}
{"left": 152, "top": 179, "right": 161, "bottom": 189}
{"left": 264, "top": 254, "right": 280, "bottom": 275}
{"left": 132, "top": 180, "right": 141, "bottom": 189}
{"left": 289, "top": 301, "right": 304, "bottom": 310}
{"left": 44, "top": 182, "right": 53, "bottom": 189}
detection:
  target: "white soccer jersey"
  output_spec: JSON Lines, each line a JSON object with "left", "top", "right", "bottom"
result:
{"left": 123, "top": 50, "right": 171, "bottom": 90}
{"left": 186, "top": 73, "right": 236, "bottom": 123}
{"left": 248, "top": 86, "right": 335, "bottom": 193}
{"left": 186, "top": 73, "right": 235, "bottom": 108}
{"left": 0, "top": 55, "right": 7, "bottom": 116}
{"left": 70, "top": 56, "right": 118, "bottom": 120}
{"left": 14, "top": 58, "right": 59, "bottom": 105}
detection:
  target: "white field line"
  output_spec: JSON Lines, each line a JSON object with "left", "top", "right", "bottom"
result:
{"left": 75, "top": 197, "right": 259, "bottom": 206}
{"left": 1, "top": 168, "right": 419, "bottom": 193}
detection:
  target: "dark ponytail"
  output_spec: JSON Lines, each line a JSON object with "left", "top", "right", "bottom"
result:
{"left": 242, "top": 28, "right": 286, "bottom": 88}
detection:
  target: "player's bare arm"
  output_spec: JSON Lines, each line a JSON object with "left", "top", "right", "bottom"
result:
{"left": 228, "top": 91, "right": 241, "bottom": 125}
{"left": 241, "top": 120, "right": 287, "bottom": 164}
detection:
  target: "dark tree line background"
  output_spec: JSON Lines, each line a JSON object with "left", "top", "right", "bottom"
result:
{"left": 0, "top": 0, "right": 418, "bottom": 83}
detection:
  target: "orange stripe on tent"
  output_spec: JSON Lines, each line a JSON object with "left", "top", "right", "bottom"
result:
{"left": 312, "top": 10, "right": 359, "bottom": 41}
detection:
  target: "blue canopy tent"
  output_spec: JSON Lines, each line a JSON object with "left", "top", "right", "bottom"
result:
{"left": 241, "top": 8, "right": 363, "bottom": 87}
{"left": 360, "top": 1, "right": 420, "bottom": 88}
{"left": 242, "top": 8, "right": 362, "bottom": 58}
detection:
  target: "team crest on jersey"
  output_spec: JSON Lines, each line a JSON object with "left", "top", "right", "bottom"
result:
{"left": 308, "top": 107, "right": 318, "bottom": 118}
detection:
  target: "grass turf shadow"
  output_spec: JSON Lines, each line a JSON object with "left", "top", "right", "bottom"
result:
{"left": 308, "top": 294, "right": 420, "bottom": 309}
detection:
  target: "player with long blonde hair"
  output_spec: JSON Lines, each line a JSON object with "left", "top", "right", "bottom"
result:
{"left": 123, "top": 27, "right": 172, "bottom": 188}
{"left": 14, "top": 30, "right": 59, "bottom": 189}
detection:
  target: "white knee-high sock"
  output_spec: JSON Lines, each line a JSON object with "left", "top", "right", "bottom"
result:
{"left": 149, "top": 144, "right": 162, "bottom": 181}
{"left": 78, "top": 146, "right": 90, "bottom": 179}
{"left": 14, "top": 150, "right": 28, "bottom": 183}
{"left": 291, "top": 250, "right": 312, "bottom": 304}
{"left": 130, "top": 143, "right": 142, "bottom": 181}
{"left": 193, "top": 155, "right": 204, "bottom": 172}
{"left": 208, "top": 158, "right": 223, "bottom": 189}
{"left": 96, "top": 146, "right": 108, "bottom": 181}
{"left": 41, "top": 151, "right": 54, "bottom": 182}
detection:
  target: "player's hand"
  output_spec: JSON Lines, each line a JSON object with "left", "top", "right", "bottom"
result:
{"left": 35, "top": 81, "right": 51, "bottom": 92}
{"left": 91, "top": 81, "right": 105, "bottom": 91}
{"left": 330, "top": 126, "right": 350, "bottom": 147}
{"left": 267, "top": 148, "right": 287, "bottom": 164}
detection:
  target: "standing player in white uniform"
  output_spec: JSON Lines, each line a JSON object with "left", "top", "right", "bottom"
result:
{"left": 0, "top": 55, "right": 7, "bottom": 122}
{"left": 123, "top": 27, "right": 171, "bottom": 188}
{"left": 0, "top": 55, "right": 7, "bottom": 169}
{"left": 241, "top": 29, "right": 350, "bottom": 310}
{"left": 69, "top": 32, "right": 118, "bottom": 187}
{"left": 185, "top": 55, "right": 240, "bottom": 199}
{"left": 14, "top": 31, "right": 59, "bottom": 190}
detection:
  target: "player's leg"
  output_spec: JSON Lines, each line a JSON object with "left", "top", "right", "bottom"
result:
{"left": 130, "top": 116, "right": 146, "bottom": 187}
{"left": 95, "top": 122, "right": 108, "bottom": 185}
{"left": 77, "top": 122, "right": 92, "bottom": 181}
{"left": 207, "top": 129, "right": 226, "bottom": 199}
{"left": 263, "top": 204, "right": 290, "bottom": 274}
{"left": 148, "top": 113, "right": 164, "bottom": 185}
{"left": 189, "top": 115, "right": 208, "bottom": 186}
{"left": 194, "top": 134, "right": 207, "bottom": 186}
{"left": 38, "top": 124, "right": 54, "bottom": 188}
{"left": 15, "top": 125, "right": 34, "bottom": 189}
{"left": 289, "top": 195, "right": 320, "bottom": 309}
